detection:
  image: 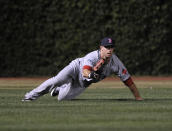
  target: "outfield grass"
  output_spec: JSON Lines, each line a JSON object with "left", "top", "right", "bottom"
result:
{"left": 0, "top": 79, "right": 172, "bottom": 131}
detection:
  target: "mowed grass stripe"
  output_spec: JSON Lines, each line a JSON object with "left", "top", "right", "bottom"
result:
{"left": 0, "top": 82, "right": 172, "bottom": 131}
{"left": 0, "top": 79, "right": 172, "bottom": 131}
{"left": 1, "top": 79, "right": 172, "bottom": 89}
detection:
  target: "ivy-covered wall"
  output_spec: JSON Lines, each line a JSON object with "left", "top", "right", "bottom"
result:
{"left": 1, "top": 0, "right": 171, "bottom": 76}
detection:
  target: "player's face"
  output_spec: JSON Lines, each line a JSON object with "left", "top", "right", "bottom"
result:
{"left": 100, "top": 45, "right": 114, "bottom": 59}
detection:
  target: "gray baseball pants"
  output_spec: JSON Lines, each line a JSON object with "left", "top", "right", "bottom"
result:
{"left": 24, "top": 59, "right": 86, "bottom": 101}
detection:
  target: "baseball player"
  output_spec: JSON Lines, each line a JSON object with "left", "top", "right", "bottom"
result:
{"left": 22, "top": 37, "right": 143, "bottom": 101}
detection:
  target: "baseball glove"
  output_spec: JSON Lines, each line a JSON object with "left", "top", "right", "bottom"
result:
{"left": 88, "top": 59, "right": 106, "bottom": 80}
{"left": 93, "top": 59, "right": 106, "bottom": 72}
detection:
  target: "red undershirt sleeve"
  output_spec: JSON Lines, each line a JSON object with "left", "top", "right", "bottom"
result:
{"left": 83, "top": 65, "right": 93, "bottom": 71}
{"left": 123, "top": 77, "right": 134, "bottom": 87}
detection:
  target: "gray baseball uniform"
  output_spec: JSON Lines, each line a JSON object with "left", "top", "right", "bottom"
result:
{"left": 24, "top": 50, "right": 130, "bottom": 101}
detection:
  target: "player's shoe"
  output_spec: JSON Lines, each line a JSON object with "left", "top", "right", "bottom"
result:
{"left": 21, "top": 98, "right": 34, "bottom": 102}
{"left": 51, "top": 88, "right": 59, "bottom": 97}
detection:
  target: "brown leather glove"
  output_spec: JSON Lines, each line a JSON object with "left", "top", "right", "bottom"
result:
{"left": 93, "top": 59, "right": 106, "bottom": 71}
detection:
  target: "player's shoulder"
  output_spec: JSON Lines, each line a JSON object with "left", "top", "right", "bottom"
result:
{"left": 85, "top": 50, "right": 99, "bottom": 59}
{"left": 83, "top": 50, "right": 100, "bottom": 65}
{"left": 111, "top": 53, "right": 119, "bottom": 60}
{"left": 111, "top": 53, "right": 122, "bottom": 63}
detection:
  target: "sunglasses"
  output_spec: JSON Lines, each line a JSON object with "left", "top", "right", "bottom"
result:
{"left": 104, "top": 45, "right": 114, "bottom": 49}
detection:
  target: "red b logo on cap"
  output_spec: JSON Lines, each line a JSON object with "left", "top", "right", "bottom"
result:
{"left": 108, "top": 38, "right": 112, "bottom": 43}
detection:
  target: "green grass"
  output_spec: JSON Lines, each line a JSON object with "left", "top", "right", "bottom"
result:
{"left": 0, "top": 80, "right": 172, "bottom": 131}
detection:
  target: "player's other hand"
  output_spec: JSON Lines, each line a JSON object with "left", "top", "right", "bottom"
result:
{"left": 135, "top": 97, "right": 144, "bottom": 101}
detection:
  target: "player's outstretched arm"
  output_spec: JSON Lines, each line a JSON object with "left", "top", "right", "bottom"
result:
{"left": 128, "top": 83, "right": 143, "bottom": 101}
{"left": 124, "top": 77, "right": 143, "bottom": 101}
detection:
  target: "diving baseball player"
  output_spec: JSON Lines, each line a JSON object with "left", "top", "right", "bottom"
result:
{"left": 22, "top": 37, "right": 143, "bottom": 101}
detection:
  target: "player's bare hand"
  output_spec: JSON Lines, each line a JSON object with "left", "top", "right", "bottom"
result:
{"left": 135, "top": 97, "right": 144, "bottom": 101}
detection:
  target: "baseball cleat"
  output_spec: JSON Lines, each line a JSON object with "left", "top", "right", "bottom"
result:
{"left": 50, "top": 88, "right": 59, "bottom": 97}
{"left": 21, "top": 98, "right": 34, "bottom": 102}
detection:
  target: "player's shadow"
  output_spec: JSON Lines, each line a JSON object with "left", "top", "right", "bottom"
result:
{"left": 72, "top": 98, "right": 172, "bottom": 102}
{"left": 143, "top": 98, "right": 172, "bottom": 102}
{"left": 72, "top": 98, "right": 135, "bottom": 102}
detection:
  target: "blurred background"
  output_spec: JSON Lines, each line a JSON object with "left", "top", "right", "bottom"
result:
{"left": 0, "top": 0, "right": 171, "bottom": 77}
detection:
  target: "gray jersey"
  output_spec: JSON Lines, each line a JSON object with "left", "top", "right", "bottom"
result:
{"left": 78, "top": 50, "right": 130, "bottom": 84}
{"left": 24, "top": 50, "right": 131, "bottom": 101}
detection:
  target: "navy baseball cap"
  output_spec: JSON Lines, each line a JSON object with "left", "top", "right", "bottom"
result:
{"left": 100, "top": 37, "right": 115, "bottom": 47}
